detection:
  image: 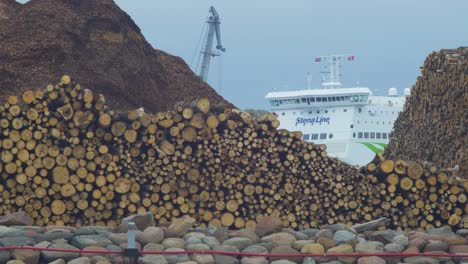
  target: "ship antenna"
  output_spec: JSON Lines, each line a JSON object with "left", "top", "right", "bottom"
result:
{"left": 315, "top": 54, "right": 355, "bottom": 89}
{"left": 307, "top": 72, "right": 311, "bottom": 89}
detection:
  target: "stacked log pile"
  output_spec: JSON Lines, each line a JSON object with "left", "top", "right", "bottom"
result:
{"left": 386, "top": 47, "right": 467, "bottom": 177}
{"left": 0, "top": 76, "right": 466, "bottom": 229}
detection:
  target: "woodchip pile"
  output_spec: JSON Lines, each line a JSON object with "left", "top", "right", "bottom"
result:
{"left": 386, "top": 47, "right": 467, "bottom": 177}
{"left": 0, "top": 77, "right": 466, "bottom": 230}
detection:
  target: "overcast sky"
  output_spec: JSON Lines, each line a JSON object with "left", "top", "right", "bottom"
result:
{"left": 19, "top": 0, "right": 468, "bottom": 109}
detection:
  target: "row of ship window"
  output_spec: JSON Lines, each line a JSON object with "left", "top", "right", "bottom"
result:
{"left": 302, "top": 132, "right": 388, "bottom": 141}
{"left": 270, "top": 95, "right": 368, "bottom": 106}
{"left": 302, "top": 133, "right": 333, "bottom": 141}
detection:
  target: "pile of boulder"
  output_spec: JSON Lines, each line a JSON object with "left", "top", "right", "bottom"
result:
{"left": 0, "top": 212, "right": 467, "bottom": 264}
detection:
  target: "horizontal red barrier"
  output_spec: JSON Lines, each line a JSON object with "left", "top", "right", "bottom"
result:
{"left": 0, "top": 246, "right": 467, "bottom": 258}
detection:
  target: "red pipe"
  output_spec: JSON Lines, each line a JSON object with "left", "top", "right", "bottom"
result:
{"left": 0, "top": 246, "right": 467, "bottom": 258}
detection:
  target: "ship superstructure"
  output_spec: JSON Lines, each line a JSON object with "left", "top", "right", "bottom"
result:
{"left": 265, "top": 55, "right": 409, "bottom": 165}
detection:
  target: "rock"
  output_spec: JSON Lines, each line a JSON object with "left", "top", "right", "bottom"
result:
{"left": 0, "top": 212, "right": 33, "bottom": 226}
{"left": 67, "top": 257, "right": 91, "bottom": 264}
{"left": 300, "top": 243, "right": 324, "bottom": 254}
{"left": 213, "top": 245, "right": 239, "bottom": 253}
{"left": 80, "top": 246, "right": 108, "bottom": 258}
{"left": 403, "top": 246, "right": 420, "bottom": 254}
{"left": 214, "top": 255, "right": 239, "bottom": 264}
{"left": 118, "top": 241, "right": 142, "bottom": 250}
{"left": 270, "top": 246, "right": 302, "bottom": 264}
{"left": 48, "top": 260, "right": 66, "bottom": 264}
{"left": 89, "top": 256, "right": 108, "bottom": 263}
{"left": 143, "top": 243, "right": 165, "bottom": 252}
{"left": 403, "top": 256, "right": 439, "bottom": 264}
{"left": 186, "top": 236, "right": 202, "bottom": 245}
{"left": 292, "top": 240, "right": 315, "bottom": 251}
{"left": 0, "top": 250, "right": 11, "bottom": 264}
{"left": 36, "top": 229, "right": 74, "bottom": 243}
{"left": 445, "top": 235, "right": 466, "bottom": 246}
{"left": 455, "top": 229, "right": 468, "bottom": 237}
{"left": 294, "top": 232, "right": 308, "bottom": 241}
{"left": 163, "top": 248, "right": 189, "bottom": 264}
{"left": 355, "top": 241, "right": 384, "bottom": 253}
{"left": 314, "top": 229, "right": 334, "bottom": 240}
{"left": 186, "top": 243, "right": 211, "bottom": 251}
{"left": 298, "top": 229, "right": 320, "bottom": 239}
{"left": 260, "top": 233, "right": 296, "bottom": 247}
{"left": 357, "top": 256, "right": 385, "bottom": 264}
{"left": 192, "top": 254, "right": 214, "bottom": 264}
{"left": 184, "top": 232, "right": 207, "bottom": 240}
{"left": 317, "top": 237, "right": 337, "bottom": 250}
{"left": 426, "top": 226, "right": 454, "bottom": 235}
{"left": 255, "top": 216, "right": 283, "bottom": 237}
{"left": 0, "top": 236, "right": 35, "bottom": 246}
{"left": 72, "top": 228, "right": 98, "bottom": 236}
{"left": 140, "top": 255, "right": 168, "bottom": 264}
{"left": 42, "top": 243, "right": 80, "bottom": 262}
{"left": 210, "top": 227, "right": 228, "bottom": 243}
{"left": 408, "top": 237, "right": 428, "bottom": 251}
{"left": 449, "top": 245, "right": 468, "bottom": 253}
{"left": 242, "top": 245, "right": 268, "bottom": 254}
{"left": 166, "top": 217, "right": 196, "bottom": 237}
{"left": 175, "top": 262, "right": 197, "bottom": 264}
{"left": 230, "top": 229, "right": 260, "bottom": 243}
{"left": 162, "top": 238, "right": 186, "bottom": 249}
{"left": 108, "top": 233, "right": 128, "bottom": 245}
{"left": 118, "top": 212, "right": 155, "bottom": 232}
{"left": 241, "top": 257, "right": 268, "bottom": 264}
{"left": 384, "top": 242, "right": 404, "bottom": 253}
{"left": 223, "top": 237, "right": 253, "bottom": 251}
{"left": 95, "top": 261, "right": 111, "bottom": 264}
{"left": 137, "top": 226, "right": 165, "bottom": 245}
{"left": 423, "top": 240, "right": 448, "bottom": 252}
{"left": 70, "top": 235, "right": 112, "bottom": 249}
{"left": 202, "top": 237, "right": 220, "bottom": 249}
{"left": 270, "top": 260, "right": 296, "bottom": 264}
{"left": 367, "top": 230, "right": 401, "bottom": 244}
{"left": 332, "top": 230, "right": 356, "bottom": 244}
{"left": 302, "top": 257, "right": 317, "bottom": 264}
{"left": 7, "top": 260, "right": 26, "bottom": 264}
{"left": 12, "top": 249, "right": 40, "bottom": 264}
{"left": 327, "top": 244, "right": 354, "bottom": 264}
{"left": 391, "top": 234, "right": 409, "bottom": 246}
{"left": 321, "top": 262, "right": 343, "bottom": 264}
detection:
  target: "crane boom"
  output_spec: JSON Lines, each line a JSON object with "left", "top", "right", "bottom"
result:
{"left": 199, "top": 6, "right": 226, "bottom": 82}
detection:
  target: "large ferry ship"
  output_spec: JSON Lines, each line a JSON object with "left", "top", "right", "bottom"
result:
{"left": 265, "top": 55, "right": 409, "bottom": 165}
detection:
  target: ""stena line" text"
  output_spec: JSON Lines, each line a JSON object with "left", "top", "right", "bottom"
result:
{"left": 295, "top": 116, "right": 331, "bottom": 126}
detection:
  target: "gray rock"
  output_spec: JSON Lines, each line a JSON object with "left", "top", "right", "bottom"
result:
{"left": 166, "top": 217, "right": 196, "bottom": 238}
{"left": 186, "top": 236, "right": 202, "bottom": 245}
{"left": 108, "top": 233, "right": 128, "bottom": 245}
{"left": 48, "top": 260, "right": 66, "bottom": 264}
{"left": 72, "top": 227, "right": 97, "bottom": 236}
{"left": 455, "top": 229, "right": 468, "bottom": 237}
{"left": 230, "top": 229, "right": 260, "bottom": 243}
{"left": 333, "top": 230, "right": 356, "bottom": 244}
{"left": 302, "top": 257, "right": 317, "bottom": 264}
{"left": 141, "top": 255, "right": 168, "bottom": 264}
{"left": 70, "top": 235, "right": 112, "bottom": 249}
{"left": 255, "top": 216, "right": 283, "bottom": 237}
{"left": 213, "top": 245, "right": 239, "bottom": 253}
{"left": 355, "top": 241, "right": 384, "bottom": 253}
{"left": 35, "top": 229, "right": 74, "bottom": 243}
{"left": 294, "top": 232, "right": 308, "bottom": 241}
{"left": 137, "top": 227, "right": 165, "bottom": 245}
{"left": 0, "top": 226, "right": 22, "bottom": 238}
{"left": 184, "top": 232, "right": 207, "bottom": 240}
{"left": 0, "top": 211, "right": 33, "bottom": 226}
{"left": 384, "top": 242, "right": 404, "bottom": 252}
{"left": 13, "top": 248, "right": 41, "bottom": 264}
{"left": 202, "top": 237, "right": 220, "bottom": 249}
{"left": 270, "top": 246, "right": 303, "bottom": 264}
{"left": 298, "top": 229, "right": 320, "bottom": 239}
{"left": 392, "top": 234, "right": 409, "bottom": 246}
{"left": 192, "top": 254, "right": 215, "bottom": 264}
{"left": 321, "top": 261, "right": 343, "bottom": 264}
{"left": 118, "top": 212, "right": 155, "bottom": 232}
{"left": 315, "top": 229, "right": 334, "bottom": 240}
{"left": 144, "top": 243, "right": 165, "bottom": 252}
{"left": 424, "top": 240, "right": 449, "bottom": 252}
{"left": 403, "top": 256, "right": 440, "bottom": 264}
{"left": 242, "top": 245, "right": 268, "bottom": 254}
{"left": 0, "top": 250, "right": 11, "bottom": 263}
{"left": 186, "top": 243, "right": 210, "bottom": 251}
{"left": 260, "top": 233, "right": 296, "bottom": 247}
{"left": 241, "top": 256, "right": 268, "bottom": 264}
{"left": 223, "top": 237, "right": 253, "bottom": 251}
{"left": 162, "top": 238, "right": 186, "bottom": 249}
{"left": 367, "top": 230, "right": 401, "bottom": 244}
{"left": 426, "top": 226, "right": 454, "bottom": 235}
{"left": 90, "top": 256, "right": 108, "bottom": 263}
{"left": 163, "top": 248, "right": 189, "bottom": 264}
{"left": 0, "top": 236, "right": 35, "bottom": 246}
{"left": 214, "top": 255, "right": 239, "bottom": 264}
{"left": 270, "top": 260, "right": 296, "bottom": 264}
{"left": 325, "top": 224, "right": 349, "bottom": 232}
{"left": 67, "top": 257, "right": 91, "bottom": 264}
{"left": 42, "top": 243, "right": 80, "bottom": 262}
{"left": 255, "top": 242, "right": 273, "bottom": 252}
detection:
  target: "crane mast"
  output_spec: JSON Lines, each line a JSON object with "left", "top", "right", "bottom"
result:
{"left": 199, "top": 6, "right": 225, "bottom": 82}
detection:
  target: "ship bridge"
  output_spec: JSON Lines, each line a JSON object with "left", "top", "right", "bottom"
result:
{"left": 265, "top": 87, "right": 372, "bottom": 109}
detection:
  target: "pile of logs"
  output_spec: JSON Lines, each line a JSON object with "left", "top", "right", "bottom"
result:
{"left": 386, "top": 47, "right": 467, "bottom": 178}
{"left": 0, "top": 76, "right": 466, "bottom": 229}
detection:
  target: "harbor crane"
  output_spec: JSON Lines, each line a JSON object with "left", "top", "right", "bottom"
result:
{"left": 198, "top": 6, "right": 226, "bottom": 82}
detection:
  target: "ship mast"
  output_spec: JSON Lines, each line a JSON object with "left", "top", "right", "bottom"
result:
{"left": 315, "top": 54, "right": 354, "bottom": 89}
